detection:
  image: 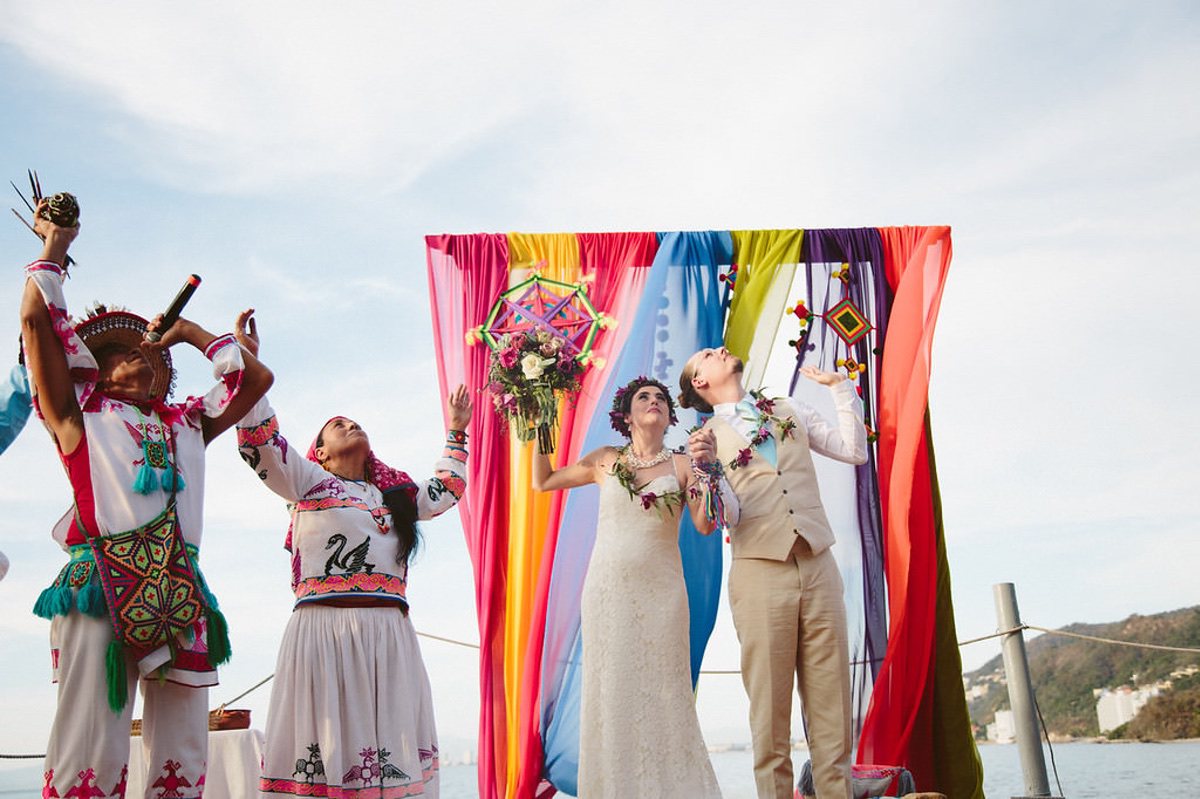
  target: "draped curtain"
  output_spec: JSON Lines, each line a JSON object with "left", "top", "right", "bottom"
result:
{"left": 427, "top": 232, "right": 656, "bottom": 799}
{"left": 855, "top": 226, "right": 982, "bottom": 797}
{"left": 426, "top": 226, "right": 981, "bottom": 799}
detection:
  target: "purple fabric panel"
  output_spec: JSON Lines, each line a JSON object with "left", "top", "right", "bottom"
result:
{"left": 794, "top": 228, "right": 891, "bottom": 744}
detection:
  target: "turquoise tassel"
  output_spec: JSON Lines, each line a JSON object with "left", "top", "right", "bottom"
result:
{"left": 33, "top": 583, "right": 73, "bottom": 619}
{"left": 132, "top": 461, "right": 157, "bottom": 494}
{"left": 76, "top": 578, "right": 106, "bottom": 617}
{"left": 160, "top": 468, "right": 186, "bottom": 492}
{"left": 105, "top": 640, "right": 128, "bottom": 713}
{"left": 205, "top": 607, "right": 232, "bottom": 667}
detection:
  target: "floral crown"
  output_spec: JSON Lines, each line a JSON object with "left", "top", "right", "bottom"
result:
{"left": 609, "top": 376, "right": 678, "bottom": 438}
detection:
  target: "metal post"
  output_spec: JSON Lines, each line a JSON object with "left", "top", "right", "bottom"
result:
{"left": 993, "top": 582, "right": 1061, "bottom": 798}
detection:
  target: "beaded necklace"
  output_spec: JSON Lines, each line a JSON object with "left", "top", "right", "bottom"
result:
{"left": 612, "top": 445, "right": 686, "bottom": 518}
{"left": 131, "top": 407, "right": 185, "bottom": 494}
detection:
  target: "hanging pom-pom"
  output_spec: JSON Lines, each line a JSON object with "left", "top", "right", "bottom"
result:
{"left": 205, "top": 607, "right": 232, "bottom": 667}
{"left": 76, "top": 577, "right": 106, "bottom": 617}
{"left": 106, "top": 640, "right": 129, "bottom": 712}
{"left": 132, "top": 462, "right": 157, "bottom": 494}
{"left": 33, "top": 583, "right": 73, "bottom": 619}
{"left": 160, "top": 468, "right": 186, "bottom": 493}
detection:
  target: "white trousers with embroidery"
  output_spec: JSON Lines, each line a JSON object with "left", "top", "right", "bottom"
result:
{"left": 45, "top": 610, "right": 209, "bottom": 799}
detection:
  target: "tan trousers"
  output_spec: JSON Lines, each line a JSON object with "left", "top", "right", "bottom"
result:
{"left": 729, "top": 541, "right": 852, "bottom": 799}
{"left": 45, "top": 610, "right": 209, "bottom": 799}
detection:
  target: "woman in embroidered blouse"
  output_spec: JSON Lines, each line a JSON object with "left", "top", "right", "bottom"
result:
{"left": 532, "top": 376, "right": 728, "bottom": 799}
{"left": 233, "top": 318, "right": 470, "bottom": 799}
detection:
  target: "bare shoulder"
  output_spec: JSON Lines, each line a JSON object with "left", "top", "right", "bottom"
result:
{"left": 578, "top": 445, "right": 620, "bottom": 475}
{"left": 592, "top": 445, "right": 621, "bottom": 470}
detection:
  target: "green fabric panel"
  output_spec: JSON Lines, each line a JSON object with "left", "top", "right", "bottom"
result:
{"left": 927, "top": 415, "right": 985, "bottom": 799}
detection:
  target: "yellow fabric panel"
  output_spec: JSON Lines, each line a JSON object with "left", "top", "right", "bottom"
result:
{"left": 501, "top": 233, "right": 581, "bottom": 796}
{"left": 503, "top": 438, "right": 555, "bottom": 797}
{"left": 723, "top": 230, "right": 804, "bottom": 388}
{"left": 506, "top": 232, "right": 580, "bottom": 281}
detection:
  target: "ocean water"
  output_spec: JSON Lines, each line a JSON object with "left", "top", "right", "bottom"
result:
{"left": 3, "top": 741, "right": 1198, "bottom": 797}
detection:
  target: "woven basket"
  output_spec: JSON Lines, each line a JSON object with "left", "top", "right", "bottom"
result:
{"left": 130, "top": 708, "right": 250, "bottom": 736}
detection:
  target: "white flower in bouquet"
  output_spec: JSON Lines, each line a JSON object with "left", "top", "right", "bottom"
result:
{"left": 521, "top": 352, "right": 556, "bottom": 380}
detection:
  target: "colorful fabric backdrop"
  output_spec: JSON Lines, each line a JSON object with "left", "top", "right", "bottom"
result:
{"left": 425, "top": 227, "right": 983, "bottom": 799}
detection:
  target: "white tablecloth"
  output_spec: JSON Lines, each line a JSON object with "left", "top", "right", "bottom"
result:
{"left": 128, "top": 728, "right": 264, "bottom": 799}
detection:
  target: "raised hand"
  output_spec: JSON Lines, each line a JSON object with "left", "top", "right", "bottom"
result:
{"left": 234, "top": 308, "right": 260, "bottom": 357}
{"left": 32, "top": 199, "right": 79, "bottom": 265}
{"left": 799, "top": 365, "right": 846, "bottom": 386}
{"left": 142, "top": 313, "right": 199, "bottom": 353}
{"left": 447, "top": 384, "right": 473, "bottom": 430}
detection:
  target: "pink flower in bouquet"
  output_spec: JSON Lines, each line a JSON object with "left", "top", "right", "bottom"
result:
{"left": 496, "top": 393, "right": 517, "bottom": 413}
{"left": 539, "top": 341, "right": 559, "bottom": 356}
{"left": 557, "top": 352, "right": 578, "bottom": 373}
{"left": 510, "top": 333, "right": 526, "bottom": 349}
{"left": 499, "top": 347, "right": 520, "bottom": 369}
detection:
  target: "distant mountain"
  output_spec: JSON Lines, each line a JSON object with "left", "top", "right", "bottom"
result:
{"left": 963, "top": 606, "right": 1200, "bottom": 738}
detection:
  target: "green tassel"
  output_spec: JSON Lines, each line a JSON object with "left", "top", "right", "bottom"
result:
{"left": 105, "top": 640, "right": 128, "bottom": 713}
{"left": 132, "top": 461, "right": 157, "bottom": 494}
{"left": 32, "top": 584, "right": 73, "bottom": 619}
{"left": 75, "top": 578, "right": 106, "bottom": 617}
{"left": 160, "top": 468, "right": 186, "bottom": 492}
{"left": 205, "top": 607, "right": 232, "bottom": 667}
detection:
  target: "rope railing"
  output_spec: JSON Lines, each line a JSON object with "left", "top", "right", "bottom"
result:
{"left": 2, "top": 621, "right": 1197, "bottom": 760}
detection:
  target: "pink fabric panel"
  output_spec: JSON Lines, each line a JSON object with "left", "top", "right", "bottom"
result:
{"left": 426, "top": 233, "right": 512, "bottom": 799}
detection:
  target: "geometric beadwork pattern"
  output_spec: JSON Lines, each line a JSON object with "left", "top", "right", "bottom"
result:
{"left": 90, "top": 504, "right": 204, "bottom": 659}
{"left": 479, "top": 272, "right": 603, "bottom": 359}
{"left": 824, "top": 297, "right": 873, "bottom": 345}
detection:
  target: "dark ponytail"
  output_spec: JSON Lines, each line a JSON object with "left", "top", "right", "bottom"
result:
{"left": 383, "top": 488, "right": 421, "bottom": 565}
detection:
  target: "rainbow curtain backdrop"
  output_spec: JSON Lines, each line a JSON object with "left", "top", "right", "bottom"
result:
{"left": 425, "top": 227, "right": 984, "bottom": 799}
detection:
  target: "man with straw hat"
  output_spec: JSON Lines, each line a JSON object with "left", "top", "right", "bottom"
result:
{"left": 20, "top": 199, "right": 273, "bottom": 799}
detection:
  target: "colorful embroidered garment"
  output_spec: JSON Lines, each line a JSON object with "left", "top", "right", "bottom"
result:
{"left": 24, "top": 260, "right": 246, "bottom": 691}
{"left": 236, "top": 398, "right": 468, "bottom": 607}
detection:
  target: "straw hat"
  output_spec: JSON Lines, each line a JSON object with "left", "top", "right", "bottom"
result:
{"left": 74, "top": 309, "right": 175, "bottom": 400}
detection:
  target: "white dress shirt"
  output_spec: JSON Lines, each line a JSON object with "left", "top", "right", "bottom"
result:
{"left": 712, "top": 380, "right": 869, "bottom": 466}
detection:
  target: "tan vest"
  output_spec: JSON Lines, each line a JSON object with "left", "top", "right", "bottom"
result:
{"left": 706, "top": 402, "right": 836, "bottom": 561}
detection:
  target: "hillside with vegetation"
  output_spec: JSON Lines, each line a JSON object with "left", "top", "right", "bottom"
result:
{"left": 964, "top": 606, "right": 1200, "bottom": 739}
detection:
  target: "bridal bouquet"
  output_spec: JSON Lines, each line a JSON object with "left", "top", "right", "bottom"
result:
{"left": 485, "top": 330, "right": 586, "bottom": 453}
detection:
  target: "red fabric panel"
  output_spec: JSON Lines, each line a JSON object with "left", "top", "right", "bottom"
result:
{"left": 857, "top": 227, "right": 952, "bottom": 788}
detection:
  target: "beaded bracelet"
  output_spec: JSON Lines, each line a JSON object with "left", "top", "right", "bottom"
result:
{"left": 447, "top": 429, "right": 468, "bottom": 445}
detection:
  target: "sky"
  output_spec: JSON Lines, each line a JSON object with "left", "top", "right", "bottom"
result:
{"left": 0, "top": 0, "right": 1197, "bottom": 769}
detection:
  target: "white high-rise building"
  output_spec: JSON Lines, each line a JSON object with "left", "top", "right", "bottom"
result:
{"left": 1095, "top": 686, "right": 1160, "bottom": 733}
{"left": 987, "top": 709, "right": 1016, "bottom": 743}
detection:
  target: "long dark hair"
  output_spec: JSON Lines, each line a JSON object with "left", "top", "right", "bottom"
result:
{"left": 382, "top": 488, "right": 420, "bottom": 565}
{"left": 315, "top": 428, "right": 421, "bottom": 565}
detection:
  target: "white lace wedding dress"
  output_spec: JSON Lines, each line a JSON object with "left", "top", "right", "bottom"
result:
{"left": 576, "top": 474, "right": 722, "bottom": 798}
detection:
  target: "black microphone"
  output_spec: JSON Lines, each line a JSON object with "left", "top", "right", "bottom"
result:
{"left": 145, "top": 274, "right": 202, "bottom": 342}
